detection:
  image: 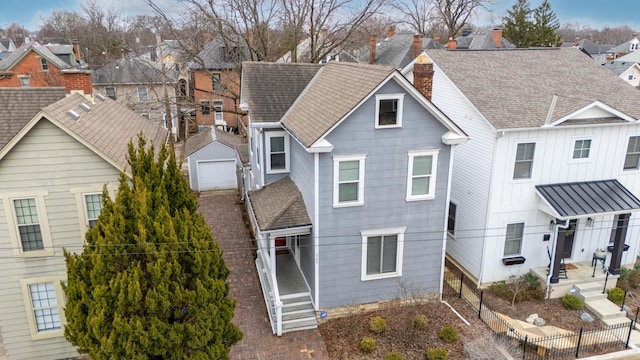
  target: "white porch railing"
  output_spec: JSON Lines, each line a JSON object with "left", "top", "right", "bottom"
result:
{"left": 255, "top": 249, "right": 283, "bottom": 336}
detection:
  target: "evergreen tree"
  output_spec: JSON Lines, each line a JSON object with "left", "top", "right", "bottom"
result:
{"left": 502, "top": 0, "right": 534, "bottom": 48}
{"left": 532, "top": 0, "right": 560, "bottom": 47}
{"left": 63, "top": 135, "right": 242, "bottom": 359}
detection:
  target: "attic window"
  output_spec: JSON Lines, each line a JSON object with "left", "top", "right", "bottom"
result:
{"left": 67, "top": 110, "right": 80, "bottom": 121}
{"left": 40, "top": 58, "right": 49, "bottom": 71}
{"left": 375, "top": 94, "right": 404, "bottom": 128}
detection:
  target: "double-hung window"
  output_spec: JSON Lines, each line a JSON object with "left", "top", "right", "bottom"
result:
{"left": 14, "top": 198, "right": 44, "bottom": 251}
{"left": 84, "top": 193, "right": 102, "bottom": 229}
{"left": 212, "top": 73, "right": 221, "bottom": 90}
{"left": 375, "top": 94, "right": 404, "bottom": 128}
{"left": 513, "top": 142, "right": 535, "bottom": 179}
{"left": 40, "top": 58, "right": 49, "bottom": 71}
{"left": 504, "top": 223, "right": 524, "bottom": 256}
{"left": 19, "top": 76, "right": 30, "bottom": 88}
{"left": 265, "top": 131, "right": 289, "bottom": 173}
{"left": 624, "top": 136, "right": 640, "bottom": 170}
{"left": 406, "top": 149, "right": 438, "bottom": 200}
{"left": 447, "top": 202, "right": 457, "bottom": 236}
{"left": 21, "top": 276, "right": 66, "bottom": 339}
{"left": 137, "top": 86, "right": 148, "bottom": 102}
{"left": 105, "top": 86, "right": 116, "bottom": 100}
{"left": 201, "top": 100, "right": 211, "bottom": 115}
{"left": 573, "top": 139, "right": 591, "bottom": 159}
{"left": 213, "top": 100, "right": 224, "bottom": 124}
{"left": 361, "top": 227, "right": 405, "bottom": 280}
{"left": 333, "top": 155, "right": 366, "bottom": 207}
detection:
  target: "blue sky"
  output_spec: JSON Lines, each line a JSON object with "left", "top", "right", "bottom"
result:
{"left": 1, "top": 0, "right": 639, "bottom": 32}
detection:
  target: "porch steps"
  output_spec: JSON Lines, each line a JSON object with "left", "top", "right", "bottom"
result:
{"left": 575, "top": 282, "right": 631, "bottom": 326}
{"left": 281, "top": 292, "right": 317, "bottom": 333}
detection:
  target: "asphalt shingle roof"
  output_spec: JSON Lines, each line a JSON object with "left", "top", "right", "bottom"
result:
{"left": 40, "top": 94, "right": 169, "bottom": 171}
{"left": 427, "top": 48, "right": 640, "bottom": 129}
{"left": 0, "top": 88, "right": 67, "bottom": 152}
{"left": 241, "top": 62, "right": 321, "bottom": 124}
{"left": 247, "top": 176, "right": 311, "bottom": 231}
{"left": 602, "top": 61, "right": 635, "bottom": 76}
{"left": 184, "top": 126, "right": 243, "bottom": 157}
{"left": 0, "top": 42, "right": 70, "bottom": 71}
{"left": 454, "top": 32, "right": 515, "bottom": 50}
{"left": 356, "top": 33, "right": 444, "bottom": 69}
{"left": 281, "top": 62, "right": 395, "bottom": 147}
{"left": 188, "top": 38, "right": 249, "bottom": 71}
{"left": 92, "top": 57, "right": 177, "bottom": 85}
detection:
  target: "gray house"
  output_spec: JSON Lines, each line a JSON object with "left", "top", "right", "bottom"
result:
{"left": 185, "top": 126, "right": 243, "bottom": 191}
{"left": 240, "top": 61, "right": 467, "bottom": 335}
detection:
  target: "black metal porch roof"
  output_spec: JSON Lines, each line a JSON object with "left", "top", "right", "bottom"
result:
{"left": 535, "top": 179, "right": 640, "bottom": 218}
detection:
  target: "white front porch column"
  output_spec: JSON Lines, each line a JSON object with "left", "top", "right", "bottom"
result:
{"left": 269, "top": 234, "right": 276, "bottom": 278}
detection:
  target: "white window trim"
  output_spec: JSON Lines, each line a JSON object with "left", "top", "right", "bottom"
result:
{"left": 213, "top": 100, "right": 224, "bottom": 124}
{"left": 569, "top": 137, "right": 594, "bottom": 163}
{"left": 624, "top": 134, "right": 640, "bottom": 171}
{"left": 265, "top": 131, "right": 290, "bottom": 174}
{"left": 21, "top": 275, "right": 67, "bottom": 340}
{"left": 137, "top": 86, "right": 148, "bottom": 102}
{"left": 1, "top": 191, "right": 53, "bottom": 257}
{"left": 374, "top": 93, "right": 404, "bottom": 129}
{"left": 406, "top": 149, "right": 439, "bottom": 201}
{"left": 333, "top": 154, "right": 366, "bottom": 208}
{"left": 19, "top": 75, "right": 30, "bottom": 88}
{"left": 70, "top": 186, "right": 115, "bottom": 241}
{"left": 503, "top": 222, "right": 525, "bottom": 257}
{"left": 40, "top": 57, "right": 49, "bottom": 71}
{"left": 512, "top": 141, "right": 536, "bottom": 181}
{"left": 360, "top": 227, "right": 406, "bottom": 281}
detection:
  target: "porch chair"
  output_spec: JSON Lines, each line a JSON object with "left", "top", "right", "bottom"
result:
{"left": 546, "top": 246, "right": 568, "bottom": 279}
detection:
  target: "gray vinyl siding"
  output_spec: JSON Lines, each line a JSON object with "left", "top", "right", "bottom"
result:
{"left": 431, "top": 64, "right": 495, "bottom": 281}
{"left": 316, "top": 80, "right": 450, "bottom": 309}
{"left": 0, "top": 120, "right": 121, "bottom": 360}
{"left": 298, "top": 234, "right": 315, "bottom": 300}
{"left": 187, "top": 142, "right": 238, "bottom": 191}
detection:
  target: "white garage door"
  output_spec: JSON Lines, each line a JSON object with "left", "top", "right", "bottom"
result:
{"left": 197, "top": 160, "right": 237, "bottom": 191}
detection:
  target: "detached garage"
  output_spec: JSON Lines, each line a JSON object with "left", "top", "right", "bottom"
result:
{"left": 185, "top": 127, "right": 242, "bottom": 191}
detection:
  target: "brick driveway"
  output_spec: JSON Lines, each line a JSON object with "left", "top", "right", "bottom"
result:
{"left": 198, "top": 191, "right": 329, "bottom": 360}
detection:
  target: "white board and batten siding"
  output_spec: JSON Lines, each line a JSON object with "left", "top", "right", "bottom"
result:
{"left": 431, "top": 66, "right": 496, "bottom": 281}
{"left": 187, "top": 141, "right": 239, "bottom": 191}
{"left": 479, "top": 124, "right": 640, "bottom": 283}
{"left": 0, "top": 120, "right": 122, "bottom": 360}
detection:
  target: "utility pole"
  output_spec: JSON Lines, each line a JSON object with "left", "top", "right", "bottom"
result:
{"left": 157, "top": 32, "right": 174, "bottom": 148}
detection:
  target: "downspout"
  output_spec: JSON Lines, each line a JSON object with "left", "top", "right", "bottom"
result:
{"left": 314, "top": 152, "right": 320, "bottom": 309}
{"left": 440, "top": 145, "right": 456, "bottom": 300}
{"left": 546, "top": 219, "right": 569, "bottom": 298}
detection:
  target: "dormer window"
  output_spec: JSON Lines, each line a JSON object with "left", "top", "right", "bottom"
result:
{"left": 375, "top": 94, "right": 404, "bottom": 128}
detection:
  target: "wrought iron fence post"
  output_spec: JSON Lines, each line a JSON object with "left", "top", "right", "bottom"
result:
{"left": 459, "top": 272, "right": 464, "bottom": 298}
{"left": 603, "top": 272, "right": 609, "bottom": 294}
{"left": 575, "top": 328, "right": 583, "bottom": 358}
{"left": 479, "top": 290, "right": 483, "bottom": 319}
{"left": 627, "top": 316, "right": 635, "bottom": 349}
{"left": 522, "top": 335, "right": 528, "bottom": 359}
{"left": 635, "top": 306, "right": 639, "bottom": 323}
{"left": 622, "top": 290, "right": 628, "bottom": 312}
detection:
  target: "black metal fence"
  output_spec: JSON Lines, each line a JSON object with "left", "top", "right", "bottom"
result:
{"left": 442, "top": 272, "right": 637, "bottom": 359}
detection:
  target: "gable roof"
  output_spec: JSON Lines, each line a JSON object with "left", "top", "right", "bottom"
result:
{"left": 188, "top": 37, "right": 249, "bottom": 71}
{"left": 0, "top": 42, "right": 70, "bottom": 72}
{"left": 2, "top": 94, "right": 169, "bottom": 172}
{"left": 281, "top": 62, "right": 395, "bottom": 147}
{"left": 454, "top": 32, "right": 515, "bottom": 50}
{"left": 602, "top": 61, "right": 637, "bottom": 76}
{"left": 427, "top": 48, "right": 640, "bottom": 130}
{"left": 92, "top": 57, "right": 177, "bottom": 85}
{"left": 185, "top": 126, "right": 243, "bottom": 157}
{"left": 276, "top": 37, "right": 358, "bottom": 63}
{"left": 241, "top": 62, "right": 322, "bottom": 124}
{"left": 616, "top": 50, "right": 640, "bottom": 63}
{"left": 357, "top": 33, "right": 444, "bottom": 69}
{"left": 247, "top": 176, "right": 311, "bottom": 231}
{"left": 0, "top": 88, "right": 67, "bottom": 152}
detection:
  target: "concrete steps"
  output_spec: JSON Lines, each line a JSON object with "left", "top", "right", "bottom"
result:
{"left": 575, "top": 282, "right": 630, "bottom": 326}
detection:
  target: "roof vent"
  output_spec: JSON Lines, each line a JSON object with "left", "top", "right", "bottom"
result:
{"left": 79, "top": 103, "right": 91, "bottom": 112}
{"left": 96, "top": 93, "right": 106, "bottom": 101}
{"left": 67, "top": 110, "right": 80, "bottom": 121}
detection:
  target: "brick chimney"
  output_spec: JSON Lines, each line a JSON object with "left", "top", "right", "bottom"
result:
{"left": 491, "top": 28, "right": 503, "bottom": 47}
{"left": 387, "top": 26, "right": 395, "bottom": 38}
{"left": 413, "top": 55, "right": 434, "bottom": 101}
{"left": 573, "top": 37, "right": 580, "bottom": 47}
{"left": 62, "top": 69, "right": 93, "bottom": 98}
{"left": 413, "top": 34, "right": 423, "bottom": 59}
{"left": 447, "top": 37, "right": 456, "bottom": 49}
{"left": 72, "top": 39, "right": 81, "bottom": 63}
{"left": 369, "top": 35, "right": 377, "bottom": 64}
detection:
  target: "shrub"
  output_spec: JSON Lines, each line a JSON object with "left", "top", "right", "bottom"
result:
{"left": 608, "top": 287, "right": 625, "bottom": 305}
{"left": 369, "top": 316, "right": 387, "bottom": 334}
{"left": 384, "top": 351, "right": 403, "bottom": 360}
{"left": 438, "top": 326, "right": 459, "bottom": 343}
{"left": 413, "top": 314, "right": 429, "bottom": 330}
{"left": 360, "top": 337, "right": 375, "bottom": 353}
{"left": 489, "top": 281, "right": 510, "bottom": 298}
{"left": 562, "top": 294, "right": 584, "bottom": 310}
{"left": 426, "top": 347, "right": 447, "bottom": 360}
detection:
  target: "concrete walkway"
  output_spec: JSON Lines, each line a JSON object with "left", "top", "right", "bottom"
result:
{"left": 198, "top": 191, "right": 329, "bottom": 360}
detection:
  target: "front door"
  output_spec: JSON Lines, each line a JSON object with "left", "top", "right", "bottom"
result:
{"left": 560, "top": 219, "right": 578, "bottom": 259}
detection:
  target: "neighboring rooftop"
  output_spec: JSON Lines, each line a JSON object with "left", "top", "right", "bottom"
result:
{"left": 92, "top": 57, "right": 177, "bottom": 84}
{"left": 188, "top": 37, "right": 249, "bottom": 71}
{"left": 427, "top": 47, "right": 640, "bottom": 130}
{"left": 0, "top": 41, "right": 71, "bottom": 72}
{"left": 357, "top": 32, "right": 443, "bottom": 69}
{"left": 185, "top": 126, "right": 243, "bottom": 157}
{"left": 601, "top": 61, "right": 637, "bottom": 76}
{"left": 454, "top": 29, "right": 515, "bottom": 50}
{"left": 0, "top": 87, "right": 67, "bottom": 152}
